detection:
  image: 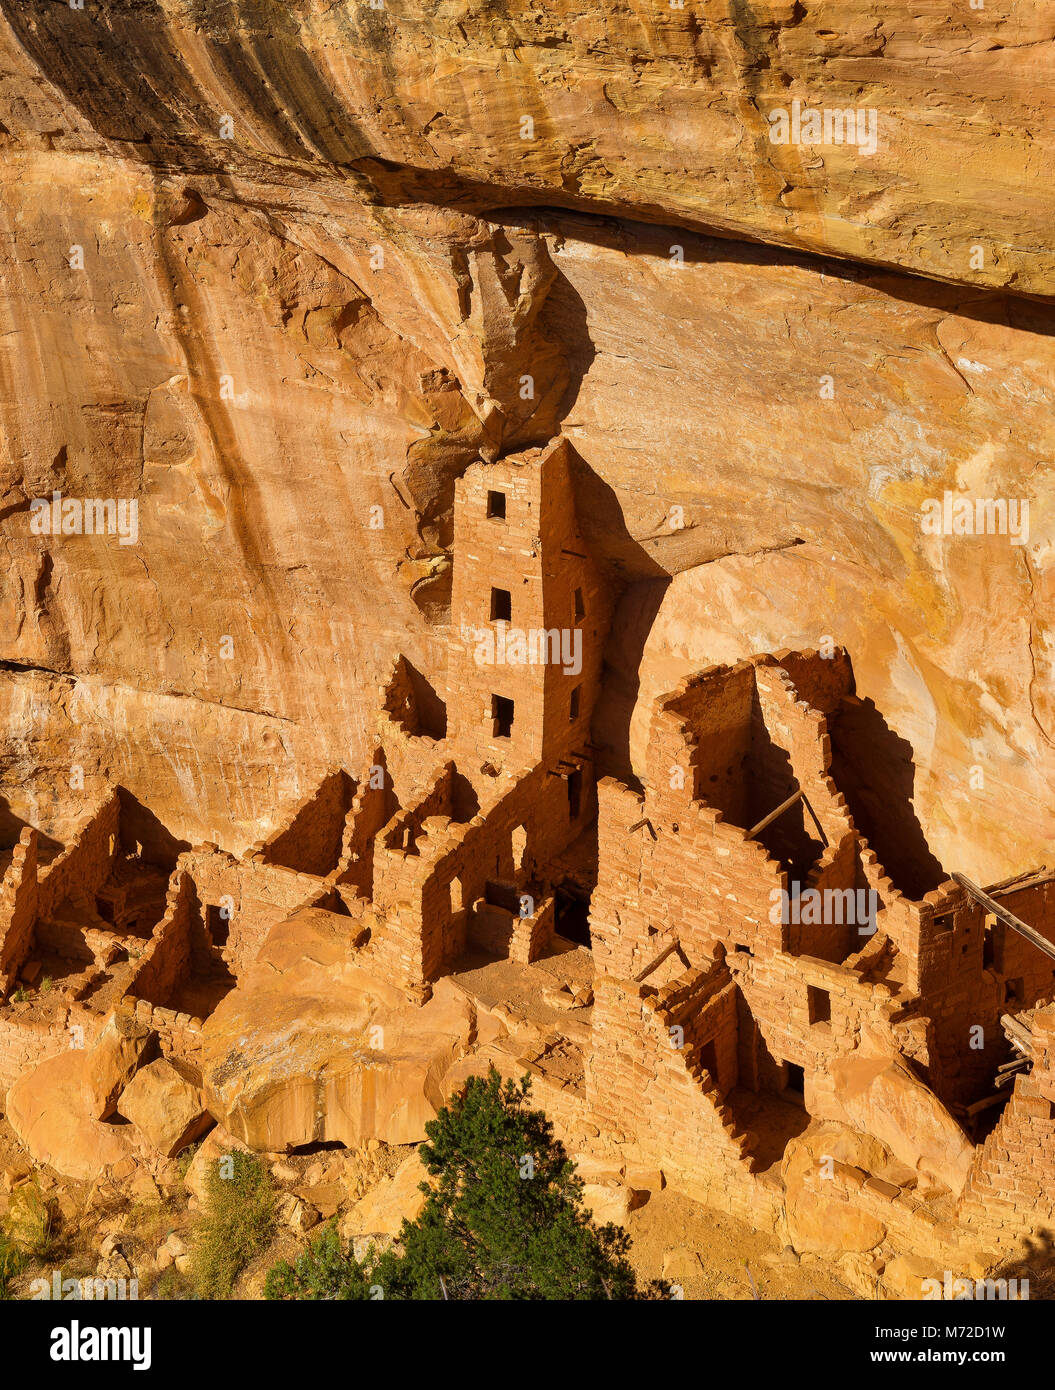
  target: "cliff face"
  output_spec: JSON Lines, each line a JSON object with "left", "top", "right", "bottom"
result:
{"left": 0, "top": 0, "right": 1051, "bottom": 878}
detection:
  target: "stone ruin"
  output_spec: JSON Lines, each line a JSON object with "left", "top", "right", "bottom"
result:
{"left": 4, "top": 435, "right": 1055, "bottom": 1292}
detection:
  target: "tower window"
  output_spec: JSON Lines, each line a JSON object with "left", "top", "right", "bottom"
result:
{"left": 492, "top": 695, "right": 514, "bottom": 739}
{"left": 486, "top": 490, "right": 506, "bottom": 519}
{"left": 490, "top": 587, "right": 512, "bottom": 622}
{"left": 569, "top": 685, "right": 581, "bottom": 721}
{"left": 574, "top": 587, "right": 585, "bottom": 621}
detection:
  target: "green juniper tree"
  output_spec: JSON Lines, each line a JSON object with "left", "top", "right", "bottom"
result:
{"left": 266, "top": 1066, "right": 668, "bottom": 1301}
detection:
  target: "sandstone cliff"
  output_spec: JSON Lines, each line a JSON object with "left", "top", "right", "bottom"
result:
{"left": 0, "top": 0, "right": 1051, "bottom": 879}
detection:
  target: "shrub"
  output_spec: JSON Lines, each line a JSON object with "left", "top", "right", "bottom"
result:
{"left": 152, "top": 1265, "right": 194, "bottom": 1301}
{"left": 175, "top": 1141, "right": 201, "bottom": 1181}
{"left": 0, "top": 1231, "right": 25, "bottom": 1299}
{"left": 265, "top": 1222, "right": 373, "bottom": 1301}
{"left": 191, "top": 1152, "right": 275, "bottom": 1299}
{"left": 6, "top": 1183, "right": 56, "bottom": 1260}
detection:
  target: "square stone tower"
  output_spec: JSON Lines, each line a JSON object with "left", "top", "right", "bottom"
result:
{"left": 446, "top": 437, "right": 609, "bottom": 778}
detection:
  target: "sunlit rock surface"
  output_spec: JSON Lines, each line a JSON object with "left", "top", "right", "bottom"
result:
{"left": 0, "top": 0, "right": 1050, "bottom": 883}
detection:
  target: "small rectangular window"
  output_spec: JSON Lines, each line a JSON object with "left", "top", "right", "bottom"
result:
{"left": 574, "top": 587, "right": 585, "bottom": 621}
{"left": 699, "top": 1038, "right": 719, "bottom": 1084}
{"left": 486, "top": 490, "right": 506, "bottom": 519}
{"left": 807, "top": 985, "right": 831, "bottom": 1026}
{"left": 492, "top": 695, "right": 514, "bottom": 739}
{"left": 785, "top": 1062, "right": 805, "bottom": 1099}
{"left": 490, "top": 587, "right": 511, "bottom": 622}
{"left": 207, "top": 904, "right": 230, "bottom": 948}
{"left": 568, "top": 769, "right": 582, "bottom": 819}
{"left": 570, "top": 685, "right": 581, "bottom": 721}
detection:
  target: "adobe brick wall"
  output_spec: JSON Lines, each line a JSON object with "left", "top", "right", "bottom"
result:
{"left": 510, "top": 893, "right": 556, "bottom": 965}
{"left": 771, "top": 647, "right": 855, "bottom": 715}
{"left": 648, "top": 662, "right": 755, "bottom": 826}
{"left": 129, "top": 995, "right": 204, "bottom": 1070}
{"left": 0, "top": 1009, "right": 67, "bottom": 1096}
{"left": 590, "top": 774, "right": 786, "bottom": 981}
{"left": 587, "top": 649, "right": 1013, "bottom": 1230}
{"left": 752, "top": 659, "right": 852, "bottom": 849}
{"left": 791, "top": 831, "right": 859, "bottom": 962}
{"left": 986, "top": 879, "right": 1055, "bottom": 1005}
{"left": 370, "top": 761, "right": 587, "bottom": 993}
{"left": 960, "top": 1084, "right": 1055, "bottom": 1238}
{"left": 335, "top": 751, "right": 399, "bottom": 898}
{"left": 0, "top": 999, "right": 109, "bottom": 1097}
{"left": 953, "top": 1008, "right": 1055, "bottom": 1243}
{"left": 828, "top": 694, "right": 948, "bottom": 902}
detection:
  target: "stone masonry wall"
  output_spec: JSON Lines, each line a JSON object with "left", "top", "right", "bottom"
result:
{"left": 370, "top": 762, "right": 587, "bottom": 993}
{"left": 446, "top": 440, "right": 610, "bottom": 778}
{"left": 0, "top": 828, "right": 38, "bottom": 994}
{"left": 177, "top": 847, "right": 330, "bottom": 979}
{"left": 130, "top": 996, "right": 204, "bottom": 1071}
{"left": 36, "top": 793, "right": 121, "bottom": 921}
{"left": 587, "top": 972, "right": 779, "bottom": 1228}
{"left": 125, "top": 871, "right": 194, "bottom": 1008}
{"left": 590, "top": 774, "right": 786, "bottom": 980}
{"left": 954, "top": 1007, "right": 1055, "bottom": 1246}
{"left": 335, "top": 751, "right": 399, "bottom": 898}
{"left": 257, "top": 768, "right": 354, "bottom": 878}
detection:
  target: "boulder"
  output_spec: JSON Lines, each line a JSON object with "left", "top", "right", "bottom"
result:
{"left": 200, "top": 911, "right": 475, "bottom": 1150}
{"left": 826, "top": 1053, "right": 975, "bottom": 1195}
{"left": 582, "top": 1181, "right": 645, "bottom": 1227}
{"left": 292, "top": 1200, "right": 321, "bottom": 1234}
{"left": 783, "top": 1129, "right": 888, "bottom": 1256}
{"left": 345, "top": 1151, "right": 429, "bottom": 1238}
{"left": 118, "top": 1058, "right": 214, "bottom": 1158}
{"left": 276, "top": 1193, "right": 320, "bottom": 1233}
{"left": 79, "top": 1009, "right": 153, "bottom": 1121}
{"left": 5, "top": 1008, "right": 151, "bottom": 1180}
{"left": 881, "top": 1253, "right": 948, "bottom": 1301}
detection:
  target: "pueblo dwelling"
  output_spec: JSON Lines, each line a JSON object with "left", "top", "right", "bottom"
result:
{"left": 3, "top": 436, "right": 1055, "bottom": 1292}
